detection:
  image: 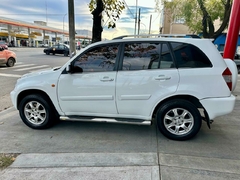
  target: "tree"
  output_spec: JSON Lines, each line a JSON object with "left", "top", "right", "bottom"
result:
{"left": 89, "top": 0, "right": 125, "bottom": 43}
{"left": 162, "top": 0, "right": 232, "bottom": 39}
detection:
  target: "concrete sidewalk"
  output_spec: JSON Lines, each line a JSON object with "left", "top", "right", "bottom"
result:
{"left": 1, "top": 153, "right": 240, "bottom": 180}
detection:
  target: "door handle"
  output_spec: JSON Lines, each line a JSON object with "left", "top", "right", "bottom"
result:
{"left": 100, "top": 76, "right": 114, "bottom": 81}
{"left": 154, "top": 75, "right": 171, "bottom": 80}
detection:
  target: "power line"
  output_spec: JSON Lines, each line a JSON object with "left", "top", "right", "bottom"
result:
{"left": 123, "top": 0, "right": 135, "bottom": 19}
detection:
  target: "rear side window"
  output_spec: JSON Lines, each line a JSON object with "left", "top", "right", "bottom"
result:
{"left": 170, "top": 42, "right": 212, "bottom": 68}
{"left": 122, "top": 42, "right": 175, "bottom": 70}
{"left": 122, "top": 43, "right": 160, "bottom": 70}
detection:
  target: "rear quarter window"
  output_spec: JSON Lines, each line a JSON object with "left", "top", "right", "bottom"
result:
{"left": 170, "top": 42, "right": 212, "bottom": 68}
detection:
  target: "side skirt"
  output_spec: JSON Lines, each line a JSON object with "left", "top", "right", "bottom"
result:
{"left": 59, "top": 116, "right": 151, "bottom": 126}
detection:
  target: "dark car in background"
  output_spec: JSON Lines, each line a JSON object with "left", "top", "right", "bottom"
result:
{"left": 0, "top": 41, "right": 8, "bottom": 49}
{"left": 44, "top": 44, "right": 69, "bottom": 56}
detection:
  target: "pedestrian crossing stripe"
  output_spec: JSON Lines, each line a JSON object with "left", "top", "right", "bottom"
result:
{"left": 14, "top": 65, "right": 49, "bottom": 71}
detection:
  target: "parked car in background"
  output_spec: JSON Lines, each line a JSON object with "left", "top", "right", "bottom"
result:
{"left": 0, "top": 46, "right": 16, "bottom": 67}
{"left": 0, "top": 41, "right": 8, "bottom": 49}
{"left": 44, "top": 44, "right": 69, "bottom": 56}
{"left": 39, "top": 44, "right": 48, "bottom": 48}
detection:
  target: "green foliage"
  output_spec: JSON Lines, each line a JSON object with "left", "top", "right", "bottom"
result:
{"left": 0, "top": 154, "right": 17, "bottom": 170}
{"left": 89, "top": 0, "right": 125, "bottom": 29}
{"left": 161, "top": 0, "right": 232, "bottom": 38}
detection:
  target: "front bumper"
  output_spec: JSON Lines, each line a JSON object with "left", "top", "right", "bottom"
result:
{"left": 10, "top": 89, "right": 17, "bottom": 110}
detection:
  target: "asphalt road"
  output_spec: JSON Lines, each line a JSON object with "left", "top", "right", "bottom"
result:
{"left": 1, "top": 48, "right": 240, "bottom": 179}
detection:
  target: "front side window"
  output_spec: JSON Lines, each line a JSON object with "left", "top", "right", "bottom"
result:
{"left": 171, "top": 42, "right": 212, "bottom": 68}
{"left": 73, "top": 44, "right": 119, "bottom": 73}
{"left": 122, "top": 43, "right": 160, "bottom": 70}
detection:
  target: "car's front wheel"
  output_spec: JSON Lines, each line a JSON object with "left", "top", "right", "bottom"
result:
{"left": 6, "top": 58, "right": 15, "bottom": 67}
{"left": 19, "top": 94, "right": 57, "bottom": 129}
{"left": 156, "top": 99, "right": 202, "bottom": 141}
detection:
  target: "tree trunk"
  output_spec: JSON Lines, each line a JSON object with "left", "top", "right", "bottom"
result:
{"left": 92, "top": 0, "right": 104, "bottom": 43}
{"left": 197, "top": 0, "right": 215, "bottom": 38}
{"left": 213, "top": 0, "right": 232, "bottom": 39}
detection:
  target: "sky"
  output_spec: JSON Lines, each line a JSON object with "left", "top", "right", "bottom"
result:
{"left": 0, "top": 0, "right": 163, "bottom": 39}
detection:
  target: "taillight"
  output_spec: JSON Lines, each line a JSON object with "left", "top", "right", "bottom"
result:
{"left": 222, "top": 67, "right": 232, "bottom": 91}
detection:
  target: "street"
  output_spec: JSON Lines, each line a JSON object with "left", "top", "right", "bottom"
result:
{"left": 0, "top": 48, "right": 240, "bottom": 179}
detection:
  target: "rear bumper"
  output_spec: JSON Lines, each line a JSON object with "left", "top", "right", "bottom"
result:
{"left": 200, "top": 95, "right": 236, "bottom": 120}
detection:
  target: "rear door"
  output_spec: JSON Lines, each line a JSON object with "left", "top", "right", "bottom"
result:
{"left": 115, "top": 42, "right": 180, "bottom": 119}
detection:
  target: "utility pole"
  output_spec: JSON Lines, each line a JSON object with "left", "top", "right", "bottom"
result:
{"left": 134, "top": 0, "right": 138, "bottom": 35}
{"left": 149, "top": 15, "right": 152, "bottom": 34}
{"left": 68, "top": 0, "right": 76, "bottom": 57}
{"left": 137, "top": 8, "right": 141, "bottom": 35}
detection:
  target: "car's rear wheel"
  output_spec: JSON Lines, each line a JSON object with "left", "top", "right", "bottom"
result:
{"left": 64, "top": 51, "right": 68, "bottom": 56}
{"left": 19, "top": 94, "right": 57, "bottom": 129}
{"left": 6, "top": 58, "right": 15, "bottom": 67}
{"left": 46, "top": 51, "right": 50, "bottom": 55}
{"left": 156, "top": 99, "right": 202, "bottom": 141}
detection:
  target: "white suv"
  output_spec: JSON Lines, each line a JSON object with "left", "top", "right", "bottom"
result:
{"left": 11, "top": 36, "right": 238, "bottom": 140}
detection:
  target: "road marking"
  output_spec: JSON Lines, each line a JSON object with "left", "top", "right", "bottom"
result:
{"left": 14, "top": 65, "right": 49, "bottom": 71}
{"left": 0, "top": 64, "right": 36, "bottom": 70}
{"left": 0, "top": 73, "right": 22, "bottom": 78}
{"left": 11, "top": 64, "right": 36, "bottom": 68}
{"left": 30, "top": 68, "right": 51, "bottom": 73}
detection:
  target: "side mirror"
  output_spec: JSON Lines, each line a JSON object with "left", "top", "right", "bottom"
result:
{"left": 66, "top": 63, "right": 83, "bottom": 73}
{"left": 66, "top": 63, "right": 71, "bottom": 73}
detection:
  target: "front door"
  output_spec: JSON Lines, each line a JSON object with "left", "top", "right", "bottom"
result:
{"left": 58, "top": 43, "right": 120, "bottom": 117}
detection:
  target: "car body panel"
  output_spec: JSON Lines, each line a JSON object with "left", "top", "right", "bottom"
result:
{"left": 116, "top": 69, "right": 180, "bottom": 117}
{"left": 57, "top": 71, "right": 118, "bottom": 116}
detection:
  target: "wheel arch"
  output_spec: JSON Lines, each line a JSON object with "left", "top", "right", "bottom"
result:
{"left": 8, "top": 56, "right": 16, "bottom": 62}
{"left": 17, "top": 89, "right": 58, "bottom": 116}
{"left": 152, "top": 95, "right": 203, "bottom": 118}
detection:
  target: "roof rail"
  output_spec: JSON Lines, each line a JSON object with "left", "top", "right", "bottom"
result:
{"left": 112, "top": 34, "right": 201, "bottom": 40}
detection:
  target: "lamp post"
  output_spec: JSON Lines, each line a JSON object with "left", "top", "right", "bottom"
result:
{"left": 63, "top": 13, "right": 67, "bottom": 43}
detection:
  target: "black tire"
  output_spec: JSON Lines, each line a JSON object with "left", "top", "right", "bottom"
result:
{"left": 64, "top": 51, "right": 68, "bottom": 57}
{"left": 52, "top": 52, "right": 55, "bottom": 55}
{"left": 6, "top": 58, "right": 15, "bottom": 67}
{"left": 156, "top": 99, "right": 202, "bottom": 141}
{"left": 46, "top": 51, "right": 50, "bottom": 55}
{"left": 237, "top": 66, "right": 240, "bottom": 74}
{"left": 19, "top": 94, "right": 57, "bottom": 129}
